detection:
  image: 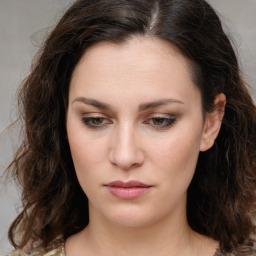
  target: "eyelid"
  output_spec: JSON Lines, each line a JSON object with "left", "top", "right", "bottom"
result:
{"left": 81, "top": 113, "right": 113, "bottom": 129}
{"left": 144, "top": 113, "right": 177, "bottom": 121}
{"left": 143, "top": 114, "right": 177, "bottom": 130}
{"left": 146, "top": 113, "right": 176, "bottom": 118}
{"left": 82, "top": 112, "right": 108, "bottom": 117}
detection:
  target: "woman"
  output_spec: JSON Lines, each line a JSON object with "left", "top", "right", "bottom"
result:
{"left": 6, "top": 0, "right": 256, "bottom": 255}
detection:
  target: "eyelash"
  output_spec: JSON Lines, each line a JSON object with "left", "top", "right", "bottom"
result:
{"left": 143, "top": 116, "right": 177, "bottom": 129}
{"left": 81, "top": 115, "right": 177, "bottom": 130}
{"left": 81, "top": 117, "right": 111, "bottom": 128}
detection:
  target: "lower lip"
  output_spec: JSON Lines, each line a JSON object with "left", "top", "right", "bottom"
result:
{"left": 106, "top": 186, "right": 151, "bottom": 200}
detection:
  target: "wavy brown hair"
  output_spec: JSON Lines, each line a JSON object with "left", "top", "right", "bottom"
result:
{"left": 7, "top": 0, "right": 256, "bottom": 254}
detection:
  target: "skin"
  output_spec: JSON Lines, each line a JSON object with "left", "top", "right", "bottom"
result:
{"left": 66, "top": 36, "right": 226, "bottom": 256}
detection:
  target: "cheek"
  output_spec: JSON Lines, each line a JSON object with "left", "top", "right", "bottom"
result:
{"left": 67, "top": 131, "right": 108, "bottom": 202}
{"left": 70, "top": 138, "right": 105, "bottom": 166}
{"left": 149, "top": 123, "right": 203, "bottom": 188}
{"left": 68, "top": 138, "right": 107, "bottom": 180}
{"left": 151, "top": 129, "right": 201, "bottom": 167}
{"left": 66, "top": 119, "right": 108, "bottom": 187}
{"left": 67, "top": 115, "right": 106, "bottom": 166}
{"left": 146, "top": 132, "right": 202, "bottom": 215}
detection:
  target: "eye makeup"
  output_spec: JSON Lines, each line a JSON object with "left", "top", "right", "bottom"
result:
{"left": 81, "top": 116, "right": 112, "bottom": 129}
{"left": 144, "top": 115, "right": 177, "bottom": 129}
{"left": 81, "top": 113, "right": 177, "bottom": 131}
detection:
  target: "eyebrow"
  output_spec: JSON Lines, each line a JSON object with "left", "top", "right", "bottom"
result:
{"left": 72, "top": 97, "right": 184, "bottom": 111}
{"left": 72, "top": 97, "right": 111, "bottom": 110}
{"left": 138, "top": 99, "right": 184, "bottom": 111}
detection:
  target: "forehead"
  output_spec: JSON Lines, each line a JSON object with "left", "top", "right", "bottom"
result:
{"left": 74, "top": 36, "right": 189, "bottom": 76}
{"left": 69, "top": 36, "right": 199, "bottom": 105}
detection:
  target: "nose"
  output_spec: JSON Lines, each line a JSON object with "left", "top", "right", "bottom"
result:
{"left": 109, "top": 123, "right": 144, "bottom": 170}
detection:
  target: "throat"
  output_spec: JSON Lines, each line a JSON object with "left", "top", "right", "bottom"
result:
{"left": 65, "top": 223, "right": 218, "bottom": 256}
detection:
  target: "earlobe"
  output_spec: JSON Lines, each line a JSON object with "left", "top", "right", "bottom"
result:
{"left": 200, "top": 93, "right": 226, "bottom": 152}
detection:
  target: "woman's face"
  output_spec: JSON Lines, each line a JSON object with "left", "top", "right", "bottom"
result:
{"left": 67, "top": 36, "right": 208, "bottom": 227}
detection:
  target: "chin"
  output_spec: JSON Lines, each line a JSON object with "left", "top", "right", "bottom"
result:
{"left": 102, "top": 205, "right": 161, "bottom": 228}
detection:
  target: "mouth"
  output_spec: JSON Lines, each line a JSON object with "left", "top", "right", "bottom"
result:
{"left": 104, "top": 180, "right": 152, "bottom": 200}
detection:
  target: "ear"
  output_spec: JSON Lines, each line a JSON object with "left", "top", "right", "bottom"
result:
{"left": 200, "top": 93, "right": 226, "bottom": 152}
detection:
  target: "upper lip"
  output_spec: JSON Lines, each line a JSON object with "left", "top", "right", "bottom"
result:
{"left": 105, "top": 180, "right": 152, "bottom": 188}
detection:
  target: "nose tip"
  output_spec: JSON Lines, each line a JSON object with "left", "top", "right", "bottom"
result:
{"left": 109, "top": 128, "right": 144, "bottom": 170}
{"left": 110, "top": 149, "right": 144, "bottom": 170}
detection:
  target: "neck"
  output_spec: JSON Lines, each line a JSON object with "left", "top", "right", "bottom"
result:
{"left": 65, "top": 201, "right": 218, "bottom": 256}
{"left": 86, "top": 221, "right": 194, "bottom": 256}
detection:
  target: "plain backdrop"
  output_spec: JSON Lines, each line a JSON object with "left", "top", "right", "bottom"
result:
{"left": 0, "top": 1, "right": 255, "bottom": 255}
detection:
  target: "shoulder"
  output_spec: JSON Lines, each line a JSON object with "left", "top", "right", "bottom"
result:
{"left": 6, "top": 242, "right": 65, "bottom": 256}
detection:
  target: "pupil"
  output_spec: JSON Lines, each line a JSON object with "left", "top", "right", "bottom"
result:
{"left": 153, "top": 118, "right": 164, "bottom": 125}
{"left": 93, "top": 118, "right": 103, "bottom": 125}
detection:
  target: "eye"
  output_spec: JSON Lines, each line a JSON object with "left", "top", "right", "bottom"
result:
{"left": 81, "top": 116, "right": 111, "bottom": 128}
{"left": 144, "top": 115, "right": 177, "bottom": 130}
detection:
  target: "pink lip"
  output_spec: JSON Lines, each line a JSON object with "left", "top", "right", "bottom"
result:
{"left": 105, "top": 180, "right": 152, "bottom": 200}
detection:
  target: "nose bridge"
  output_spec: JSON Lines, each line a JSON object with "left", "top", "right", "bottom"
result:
{"left": 109, "top": 121, "right": 144, "bottom": 169}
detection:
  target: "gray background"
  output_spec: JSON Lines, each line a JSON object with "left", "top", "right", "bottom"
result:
{"left": 0, "top": 1, "right": 255, "bottom": 255}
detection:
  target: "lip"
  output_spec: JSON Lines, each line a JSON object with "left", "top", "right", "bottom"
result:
{"left": 105, "top": 180, "right": 152, "bottom": 200}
